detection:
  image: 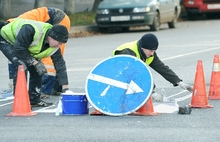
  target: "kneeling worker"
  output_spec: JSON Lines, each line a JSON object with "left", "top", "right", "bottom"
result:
{"left": 112, "top": 33, "right": 192, "bottom": 102}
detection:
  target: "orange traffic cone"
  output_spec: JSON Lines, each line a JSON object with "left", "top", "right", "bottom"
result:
{"left": 90, "top": 109, "right": 104, "bottom": 115}
{"left": 130, "top": 96, "right": 160, "bottom": 116}
{"left": 6, "top": 65, "right": 37, "bottom": 116}
{"left": 189, "top": 60, "right": 213, "bottom": 108}
{"left": 208, "top": 54, "right": 220, "bottom": 99}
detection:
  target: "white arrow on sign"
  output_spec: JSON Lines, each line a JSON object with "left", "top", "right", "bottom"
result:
{"left": 87, "top": 73, "right": 144, "bottom": 95}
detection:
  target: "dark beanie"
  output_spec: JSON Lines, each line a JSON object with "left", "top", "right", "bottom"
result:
{"left": 139, "top": 33, "right": 159, "bottom": 50}
{"left": 48, "top": 24, "right": 68, "bottom": 43}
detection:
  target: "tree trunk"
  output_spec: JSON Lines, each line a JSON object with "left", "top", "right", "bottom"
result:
{"left": 34, "top": 0, "right": 46, "bottom": 8}
{"left": 64, "top": 0, "right": 75, "bottom": 15}
{"left": 92, "top": 0, "right": 102, "bottom": 12}
{"left": 0, "top": 0, "right": 11, "bottom": 19}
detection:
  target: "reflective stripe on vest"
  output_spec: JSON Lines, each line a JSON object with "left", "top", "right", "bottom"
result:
{"left": 112, "top": 40, "right": 154, "bottom": 65}
{"left": 44, "top": 64, "right": 56, "bottom": 76}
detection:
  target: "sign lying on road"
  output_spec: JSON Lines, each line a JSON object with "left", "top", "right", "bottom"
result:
{"left": 85, "top": 55, "right": 153, "bottom": 116}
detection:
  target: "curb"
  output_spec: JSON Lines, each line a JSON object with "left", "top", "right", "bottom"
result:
{"left": 70, "top": 25, "right": 98, "bottom": 34}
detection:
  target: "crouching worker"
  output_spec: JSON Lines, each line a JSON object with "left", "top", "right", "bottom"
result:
{"left": 0, "top": 19, "right": 73, "bottom": 107}
{"left": 112, "top": 33, "right": 193, "bottom": 102}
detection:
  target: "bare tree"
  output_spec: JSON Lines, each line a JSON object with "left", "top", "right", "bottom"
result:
{"left": 64, "top": 0, "right": 75, "bottom": 15}
{"left": 34, "top": 0, "right": 46, "bottom": 8}
{"left": 92, "top": 0, "right": 102, "bottom": 12}
{"left": 0, "top": 0, "right": 11, "bottom": 19}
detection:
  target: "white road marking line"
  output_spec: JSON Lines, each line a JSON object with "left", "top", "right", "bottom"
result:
{"left": 175, "top": 94, "right": 192, "bottom": 102}
{"left": 167, "top": 90, "right": 188, "bottom": 98}
{"left": 34, "top": 105, "right": 93, "bottom": 113}
{"left": 0, "top": 101, "right": 13, "bottom": 107}
{"left": 33, "top": 104, "right": 56, "bottom": 112}
{"left": 0, "top": 96, "right": 14, "bottom": 102}
{"left": 162, "top": 46, "right": 220, "bottom": 61}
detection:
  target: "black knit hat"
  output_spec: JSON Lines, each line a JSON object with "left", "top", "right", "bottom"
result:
{"left": 48, "top": 24, "right": 68, "bottom": 43}
{"left": 139, "top": 33, "right": 159, "bottom": 50}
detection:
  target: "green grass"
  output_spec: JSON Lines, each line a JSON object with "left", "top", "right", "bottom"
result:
{"left": 69, "top": 12, "right": 96, "bottom": 26}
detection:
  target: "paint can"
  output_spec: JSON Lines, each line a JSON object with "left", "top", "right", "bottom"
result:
{"left": 61, "top": 93, "right": 88, "bottom": 115}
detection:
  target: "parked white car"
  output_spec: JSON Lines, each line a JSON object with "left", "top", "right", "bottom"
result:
{"left": 96, "top": 0, "right": 181, "bottom": 32}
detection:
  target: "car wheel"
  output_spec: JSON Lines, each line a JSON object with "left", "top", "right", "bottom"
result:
{"left": 98, "top": 27, "right": 108, "bottom": 33}
{"left": 168, "top": 10, "right": 177, "bottom": 28}
{"left": 206, "top": 13, "right": 217, "bottom": 19}
{"left": 187, "top": 13, "right": 196, "bottom": 20}
{"left": 121, "top": 27, "right": 129, "bottom": 32}
{"left": 150, "top": 12, "right": 160, "bottom": 31}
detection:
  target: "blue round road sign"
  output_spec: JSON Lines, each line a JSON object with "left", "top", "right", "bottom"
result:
{"left": 85, "top": 55, "right": 153, "bottom": 116}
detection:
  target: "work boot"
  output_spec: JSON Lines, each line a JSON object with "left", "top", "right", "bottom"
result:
{"left": 31, "top": 100, "right": 53, "bottom": 107}
{"left": 41, "top": 93, "right": 50, "bottom": 99}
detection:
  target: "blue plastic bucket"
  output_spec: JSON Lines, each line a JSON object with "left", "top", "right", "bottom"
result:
{"left": 61, "top": 93, "right": 88, "bottom": 115}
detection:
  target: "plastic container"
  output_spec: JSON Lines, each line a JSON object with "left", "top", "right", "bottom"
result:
{"left": 61, "top": 93, "right": 88, "bottom": 115}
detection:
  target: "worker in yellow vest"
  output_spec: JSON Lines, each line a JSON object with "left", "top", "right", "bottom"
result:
{"left": 4, "top": 7, "right": 70, "bottom": 99}
{"left": 113, "top": 33, "right": 193, "bottom": 102}
{"left": 0, "top": 19, "right": 73, "bottom": 107}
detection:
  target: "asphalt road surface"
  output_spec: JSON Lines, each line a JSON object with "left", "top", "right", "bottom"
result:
{"left": 1, "top": 19, "right": 220, "bottom": 141}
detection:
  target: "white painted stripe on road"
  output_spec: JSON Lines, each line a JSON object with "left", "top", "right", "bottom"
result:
{"left": 33, "top": 104, "right": 56, "bottom": 112}
{"left": 175, "top": 94, "right": 192, "bottom": 102}
{"left": 34, "top": 108, "right": 58, "bottom": 113}
{"left": 160, "top": 47, "right": 218, "bottom": 102}
{"left": 167, "top": 91, "right": 192, "bottom": 102}
{"left": 0, "top": 96, "right": 14, "bottom": 107}
{"left": 167, "top": 90, "right": 188, "bottom": 98}
{"left": 0, "top": 96, "right": 14, "bottom": 102}
{"left": 162, "top": 46, "right": 220, "bottom": 61}
{"left": 34, "top": 105, "right": 93, "bottom": 113}
{"left": 0, "top": 101, "right": 13, "bottom": 107}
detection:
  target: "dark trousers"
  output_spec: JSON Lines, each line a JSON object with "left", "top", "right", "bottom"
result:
{"left": 53, "top": 76, "right": 62, "bottom": 92}
{"left": 42, "top": 75, "right": 56, "bottom": 95}
{"left": 0, "top": 35, "right": 42, "bottom": 104}
{"left": 8, "top": 62, "right": 15, "bottom": 79}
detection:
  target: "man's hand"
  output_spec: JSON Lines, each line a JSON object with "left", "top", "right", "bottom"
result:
{"left": 12, "top": 57, "right": 27, "bottom": 70}
{"left": 26, "top": 58, "right": 37, "bottom": 66}
{"left": 178, "top": 81, "right": 193, "bottom": 93}
{"left": 33, "top": 60, "right": 47, "bottom": 76}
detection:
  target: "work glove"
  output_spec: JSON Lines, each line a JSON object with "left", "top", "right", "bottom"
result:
{"left": 26, "top": 58, "right": 37, "bottom": 66}
{"left": 34, "top": 60, "right": 47, "bottom": 76}
{"left": 178, "top": 81, "right": 193, "bottom": 93}
{"left": 26, "top": 58, "right": 47, "bottom": 76}
{"left": 12, "top": 57, "right": 27, "bottom": 70}
{"left": 151, "top": 92, "right": 163, "bottom": 102}
{"left": 62, "top": 88, "right": 74, "bottom": 94}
